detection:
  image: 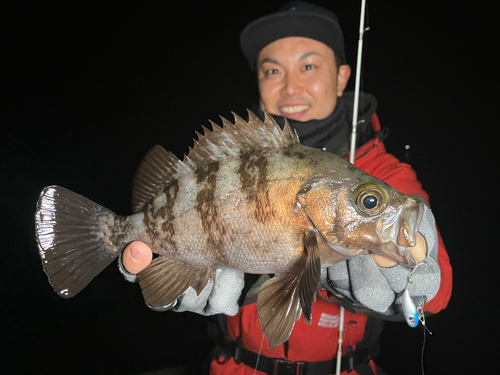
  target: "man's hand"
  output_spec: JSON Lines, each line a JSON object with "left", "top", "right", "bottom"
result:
{"left": 122, "top": 241, "right": 153, "bottom": 274}
{"left": 120, "top": 241, "right": 243, "bottom": 316}
{"left": 371, "top": 233, "right": 427, "bottom": 267}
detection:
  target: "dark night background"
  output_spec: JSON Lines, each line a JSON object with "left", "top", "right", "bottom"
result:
{"left": 1, "top": 1, "right": 498, "bottom": 374}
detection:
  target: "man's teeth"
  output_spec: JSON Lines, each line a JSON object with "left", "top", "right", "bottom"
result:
{"left": 280, "top": 105, "right": 310, "bottom": 114}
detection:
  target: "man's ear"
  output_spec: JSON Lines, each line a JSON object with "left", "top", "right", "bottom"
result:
{"left": 337, "top": 65, "right": 351, "bottom": 97}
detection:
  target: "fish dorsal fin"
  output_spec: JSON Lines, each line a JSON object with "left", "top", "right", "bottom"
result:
{"left": 132, "top": 145, "right": 192, "bottom": 212}
{"left": 132, "top": 110, "right": 300, "bottom": 211}
{"left": 184, "top": 109, "right": 300, "bottom": 168}
{"left": 257, "top": 230, "right": 321, "bottom": 348}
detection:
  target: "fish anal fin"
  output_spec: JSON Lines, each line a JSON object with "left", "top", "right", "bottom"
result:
{"left": 138, "top": 256, "right": 213, "bottom": 309}
{"left": 192, "top": 268, "right": 215, "bottom": 295}
{"left": 257, "top": 272, "right": 302, "bottom": 349}
{"left": 300, "top": 231, "right": 321, "bottom": 323}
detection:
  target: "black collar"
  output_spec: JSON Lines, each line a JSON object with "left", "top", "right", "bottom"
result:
{"left": 255, "top": 92, "right": 378, "bottom": 157}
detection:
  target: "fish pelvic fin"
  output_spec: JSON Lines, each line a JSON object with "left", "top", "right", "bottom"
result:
{"left": 138, "top": 256, "right": 214, "bottom": 309}
{"left": 256, "top": 230, "right": 321, "bottom": 349}
{"left": 35, "top": 185, "right": 119, "bottom": 298}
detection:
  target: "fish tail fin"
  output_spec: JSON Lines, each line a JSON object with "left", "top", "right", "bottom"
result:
{"left": 35, "top": 185, "right": 119, "bottom": 298}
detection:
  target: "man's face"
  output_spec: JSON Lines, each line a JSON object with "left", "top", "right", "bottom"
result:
{"left": 257, "top": 37, "right": 351, "bottom": 122}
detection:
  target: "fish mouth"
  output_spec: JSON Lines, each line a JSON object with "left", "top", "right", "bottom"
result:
{"left": 373, "top": 197, "right": 424, "bottom": 267}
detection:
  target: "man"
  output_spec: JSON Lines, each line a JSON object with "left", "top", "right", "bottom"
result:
{"left": 121, "top": 2, "right": 452, "bottom": 374}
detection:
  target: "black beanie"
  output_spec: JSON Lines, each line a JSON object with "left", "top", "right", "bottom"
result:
{"left": 240, "top": 1, "right": 346, "bottom": 70}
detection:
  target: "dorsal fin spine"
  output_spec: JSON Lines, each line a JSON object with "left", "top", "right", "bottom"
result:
{"left": 210, "top": 120, "right": 240, "bottom": 154}
{"left": 220, "top": 116, "right": 253, "bottom": 151}
{"left": 231, "top": 113, "right": 266, "bottom": 145}
{"left": 132, "top": 110, "right": 299, "bottom": 211}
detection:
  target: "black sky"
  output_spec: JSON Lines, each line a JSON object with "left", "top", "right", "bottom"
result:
{"left": 1, "top": 1, "right": 498, "bottom": 374}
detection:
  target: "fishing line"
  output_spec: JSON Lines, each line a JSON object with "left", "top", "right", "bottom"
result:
{"left": 405, "top": 261, "right": 432, "bottom": 375}
{"left": 420, "top": 319, "right": 426, "bottom": 375}
{"left": 418, "top": 291, "right": 431, "bottom": 375}
{"left": 252, "top": 333, "right": 266, "bottom": 375}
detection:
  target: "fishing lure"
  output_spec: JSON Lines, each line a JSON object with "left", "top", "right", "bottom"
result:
{"left": 402, "top": 288, "right": 419, "bottom": 327}
{"left": 402, "top": 261, "right": 430, "bottom": 329}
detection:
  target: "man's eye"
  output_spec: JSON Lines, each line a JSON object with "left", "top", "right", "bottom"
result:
{"left": 266, "top": 68, "right": 279, "bottom": 75}
{"left": 303, "top": 64, "right": 315, "bottom": 71}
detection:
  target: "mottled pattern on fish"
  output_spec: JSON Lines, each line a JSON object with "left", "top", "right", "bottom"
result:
{"left": 35, "top": 110, "right": 424, "bottom": 349}
{"left": 127, "top": 148, "right": 353, "bottom": 271}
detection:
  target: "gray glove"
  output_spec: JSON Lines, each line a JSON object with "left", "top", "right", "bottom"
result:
{"left": 320, "top": 205, "right": 441, "bottom": 315}
{"left": 118, "top": 257, "right": 244, "bottom": 316}
{"left": 173, "top": 269, "right": 244, "bottom": 316}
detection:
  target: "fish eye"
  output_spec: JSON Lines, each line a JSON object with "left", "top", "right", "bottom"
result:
{"left": 354, "top": 184, "right": 387, "bottom": 216}
{"left": 362, "top": 195, "right": 378, "bottom": 209}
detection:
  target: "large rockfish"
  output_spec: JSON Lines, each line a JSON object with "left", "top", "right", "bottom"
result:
{"left": 35, "top": 110, "right": 423, "bottom": 348}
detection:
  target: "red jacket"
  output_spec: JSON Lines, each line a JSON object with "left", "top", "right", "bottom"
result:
{"left": 351, "top": 114, "right": 452, "bottom": 314}
{"left": 210, "top": 114, "right": 452, "bottom": 375}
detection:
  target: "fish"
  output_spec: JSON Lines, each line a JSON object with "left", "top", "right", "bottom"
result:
{"left": 35, "top": 110, "right": 424, "bottom": 348}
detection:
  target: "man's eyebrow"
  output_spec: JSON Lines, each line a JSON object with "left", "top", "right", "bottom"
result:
{"left": 258, "top": 52, "right": 320, "bottom": 67}
{"left": 259, "top": 57, "right": 279, "bottom": 66}
{"left": 300, "top": 51, "right": 320, "bottom": 60}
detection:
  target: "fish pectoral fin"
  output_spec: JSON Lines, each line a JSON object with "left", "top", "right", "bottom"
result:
{"left": 256, "top": 231, "right": 321, "bottom": 348}
{"left": 300, "top": 230, "right": 321, "bottom": 322}
{"left": 257, "top": 272, "right": 302, "bottom": 349}
{"left": 138, "top": 256, "right": 213, "bottom": 309}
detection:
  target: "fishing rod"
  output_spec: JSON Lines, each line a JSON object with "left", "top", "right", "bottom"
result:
{"left": 337, "top": 1, "right": 368, "bottom": 374}
{"left": 348, "top": 0, "right": 369, "bottom": 165}
{"left": 343, "top": 4, "right": 431, "bottom": 374}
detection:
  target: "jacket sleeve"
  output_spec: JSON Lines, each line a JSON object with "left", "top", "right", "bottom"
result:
{"left": 322, "top": 140, "right": 452, "bottom": 317}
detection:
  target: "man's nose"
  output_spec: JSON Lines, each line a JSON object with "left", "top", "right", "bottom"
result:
{"left": 282, "top": 72, "right": 302, "bottom": 96}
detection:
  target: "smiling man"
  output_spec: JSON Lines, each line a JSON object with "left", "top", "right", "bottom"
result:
{"left": 120, "top": 2, "right": 452, "bottom": 374}
{"left": 257, "top": 37, "right": 350, "bottom": 122}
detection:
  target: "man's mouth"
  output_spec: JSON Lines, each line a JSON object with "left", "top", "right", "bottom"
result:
{"left": 279, "top": 105, "right": 310, "bottom": 114}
